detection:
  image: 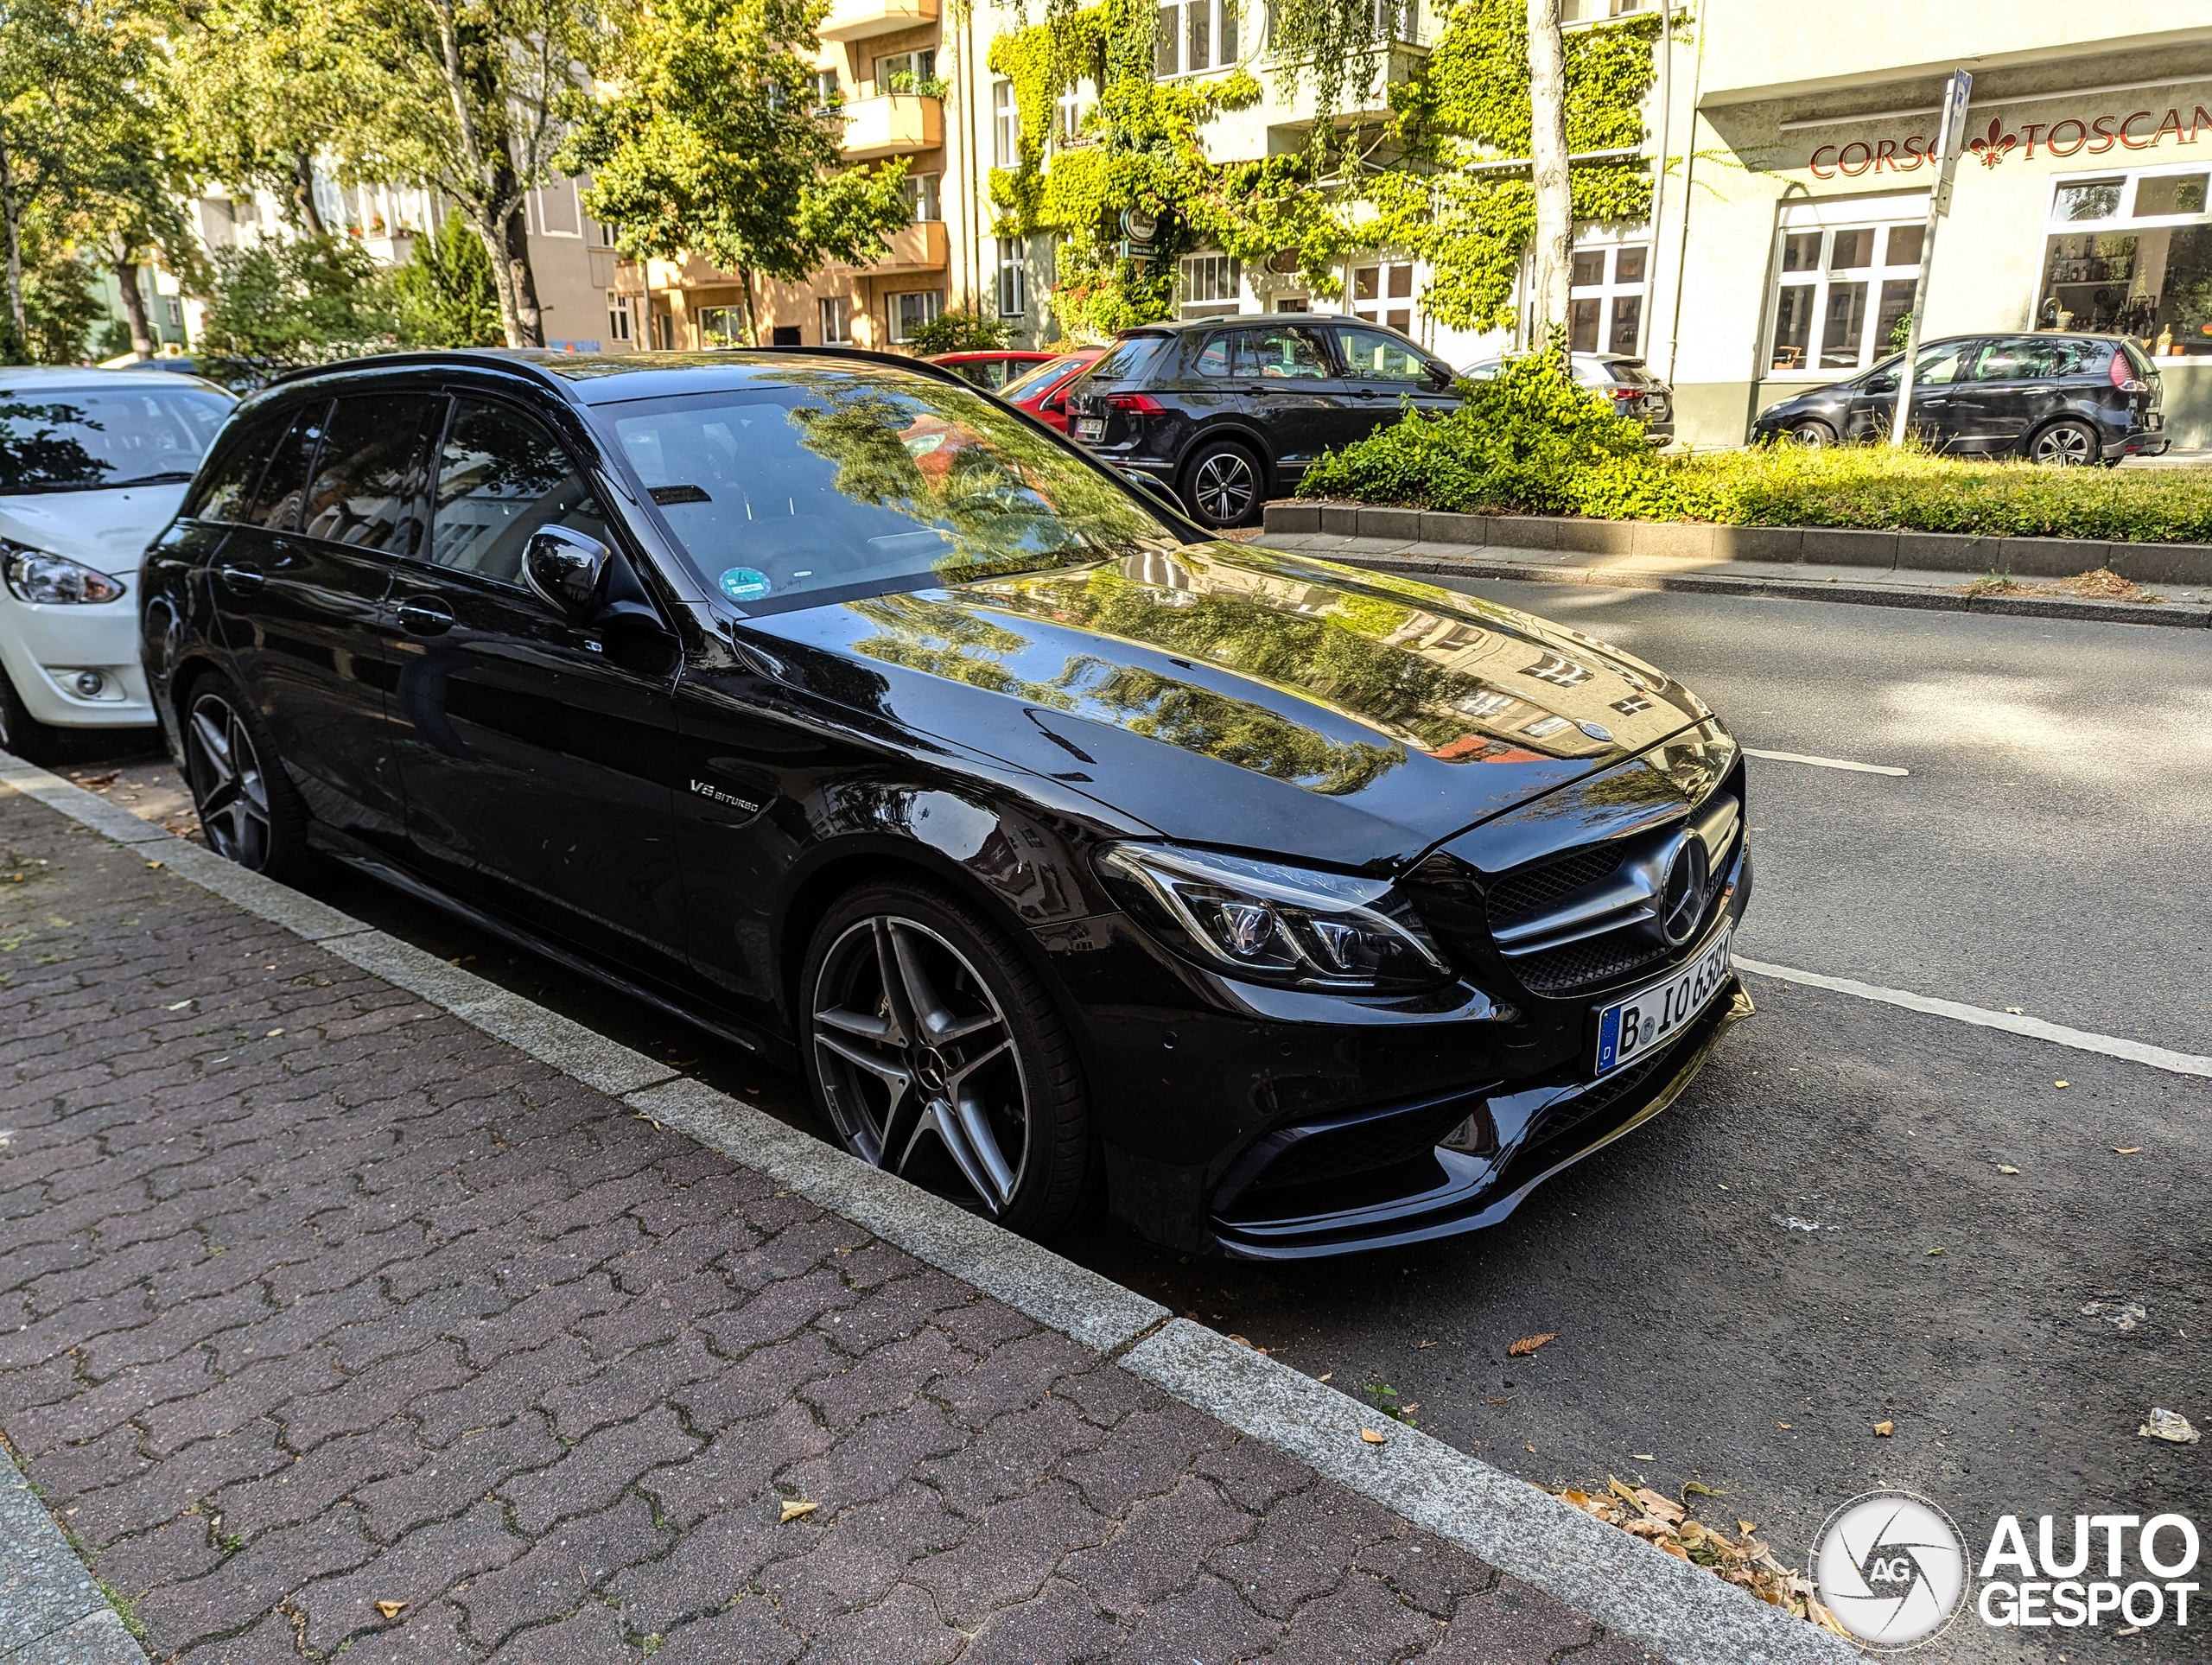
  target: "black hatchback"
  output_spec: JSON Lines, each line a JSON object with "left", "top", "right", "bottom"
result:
{"left": 1750, "top": 332, "right": 2169, "bottom": 463}
{"left": 1066, "top": 315, "right": 1461, "bottom": 528}
{"left": 141, "top": 348, "right": 1751, "bottom": 1259}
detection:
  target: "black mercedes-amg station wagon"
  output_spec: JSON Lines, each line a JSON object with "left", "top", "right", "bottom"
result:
{"left": 140, "top": 350, "right": 1751, "bottom": 1259}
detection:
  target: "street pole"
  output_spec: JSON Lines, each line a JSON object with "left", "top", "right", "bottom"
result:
{"left": 1891, "top": 70, "right": 1972, "bottom": 447}
{"left": 1645, "top": 3, "right": 1671, "bottom": 366}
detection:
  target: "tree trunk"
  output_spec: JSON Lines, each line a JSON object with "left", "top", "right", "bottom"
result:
{"left": 738, "top": 268, "right": 759, "bottom": 346}
{"left": 470, "top": 207, "right": 529, "bottom": 348}
{"left": 292, "top": 151, "right": 328, "bottom": 238}
{"left": 499, "top": 196, "right": 543, "bottom": 347}
{"left": 113, "top": 258, "right": 155, "bottom": 359}
{"left": 1525, "top": 0, "right": 1572, "bottom": 356}
{"left": 0, "top": 137, "right": 25, "bottom": 354}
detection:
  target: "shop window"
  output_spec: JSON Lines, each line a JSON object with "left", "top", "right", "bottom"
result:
{"left": 2038, "top": 167, "right": 2212, "bottom": 353}
{"left": 820, "top": 296, "right": 853, "bottom": 345}
{"left": 888, "top": 289, "right": 944, "bottom": 343}
{"left": 1157, "top": 0, "right": 1236, "bottom": 76}
{"left": 1351, "top": 260, "right": 1414, "bottom": 334}
{"left": 1567, "top": 242, "right": 1648, "bottom": 357}
{"left": 1766, "top": 213, "right": 1922, "bottom": 374}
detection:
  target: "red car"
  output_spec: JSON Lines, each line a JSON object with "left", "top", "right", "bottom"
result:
{"left": 995, "top": 348, "right": 1105, "bottom": 432}
{"left": 925, "top": 351, "right": 1062, "bottom": 391}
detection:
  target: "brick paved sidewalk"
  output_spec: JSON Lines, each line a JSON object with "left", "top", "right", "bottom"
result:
{"left": 0, "top": 787, "right": 1662, "bottom": 1665}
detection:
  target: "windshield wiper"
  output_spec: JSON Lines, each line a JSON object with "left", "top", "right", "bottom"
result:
{"left": 4, "top": 470, "right": 196, "bottom": 494}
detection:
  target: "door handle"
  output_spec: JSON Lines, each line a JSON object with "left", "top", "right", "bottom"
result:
{"left": 1351, "top": 387, "right": 1382, "bottom": 397}
{"left": 215, "top": 562, "right": 264, "bottom": 596}
{"left": 397, "top": 598, "right": 455, "bottom": 636}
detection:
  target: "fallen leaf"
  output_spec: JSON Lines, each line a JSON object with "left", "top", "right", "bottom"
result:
{"left": 1359, "top": 1427, "right": 1388, "bottom": 1445}
{"left": 1998, "top": 1164, "right": 2021, "bottom": 1174}
{"left": 264, "top": 1028, "right": 284, "bottom": 1038}
{"left": 1633, "top": 1487, "right": 1685, "bottom": 1525}
{"left": 1738, "top": 1520, "right": 1758, "bottom": 1535}
{"left": 2113, "top": 1146, "right": 2142, "bottom": 1154}
{"left": 1682, "top": 1480, "right": 1725, "bottom": 1499}
{"left": 1316, "top": 1371, "right": 1332, "bottom": 1382}
{"left": 2054, "top": 1079, "right": 2069, "bottom": 1089}
{"left": 1659, "top": 1539, "right": 1690, "bottom": 1560}
{"left": 2139, "top": 1408, "right": 2202, "bottom": 1445}
{"left": 1607, "top": 1478, "right": 1642, "bottom": 1509}
{"left": 1925, "top": 1247, "right": 1944, "bottom": 1256}
{"left": 1507, "top": 1331, "right": 1556, "bottom": 1357}
{"left": 1227, "top": 1334, "right": 1255, "bottom": 1349}
{"left": 1417, "top": 1339, "right": 1436, "bottom": 1349}
{"left": 164, "top": 999, "right": 193, "bottom": 1010}
{"left": 1525, "top": 1442, "right": 1535, "bottom": 1452}
{"left": 1777, "top": 1422, "right": 1791, "bottom": 1429}
{"left": 1630, "top": 1453, "right": 1656, "bottom": 1461}
{"left": 1485, "top": 1394, "right": 1512, "bottom": 1404}
{"left": 374, "top": 1601, "right": 406, "bottom": 1619}
{"left": 1873, "top": 1420, "right": 1893, "bottom": 1436}
{"left": 1808, "top": 1598, "right": 1853, "bottom": 1639}
{"left": 145, "top": 860, "right": 163, "bottom": 870}
{"left": 779, "top": 1499, "right": 820, "bottom": 1522}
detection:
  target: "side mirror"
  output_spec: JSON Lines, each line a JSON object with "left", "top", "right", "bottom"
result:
{"left": 1040, "top": 397, "right": 1065, "bottom": 414}
{"left": 1866, "top": 375, "right": 1898, "bottom": 394}
{"left": 523, "top": 524, "right": 611, "bottom": 616}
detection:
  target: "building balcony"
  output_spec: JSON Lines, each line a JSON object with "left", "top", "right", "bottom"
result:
{"left": 820, "top": 0, "right": 938, "bottom": 42}
{"left": 839, "top": 93, "right": 942, "bottom": 160}
{"left": 832, "top": 219, "right": 948, "bottom": 275}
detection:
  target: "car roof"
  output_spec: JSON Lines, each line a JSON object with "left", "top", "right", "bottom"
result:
{"left": 1114, "top": 313, "right": 1395, "bottom": 336}
{"left": 1, "top": 364, "right": 229, "bottom": 394}
{"left": 927, "top": 350, "right": 1057, "bottom": 362}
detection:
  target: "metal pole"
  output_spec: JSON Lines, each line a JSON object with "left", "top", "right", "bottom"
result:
{"left": 1660, "top": 3, "right": 1705, "bottom": 388}
{"left": 1645, "top": 2, "right": 1671, "bottom": 365}
{"left": 1892, "top": 70, "right": 1972, "bottom": 446}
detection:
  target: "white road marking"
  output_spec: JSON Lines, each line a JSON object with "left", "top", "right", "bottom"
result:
{"left": 1736, "top": 957, "right": 2212, "bottom": 1079}
{"left": 1743, "top": 748, "right": 1909, "bottom": 777}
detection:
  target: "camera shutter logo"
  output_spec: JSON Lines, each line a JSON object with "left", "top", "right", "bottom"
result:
{"left": 1814, "top": 1490, "right": 1971, "bottom": 1649}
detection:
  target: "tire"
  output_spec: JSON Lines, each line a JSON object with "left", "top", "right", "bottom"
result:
{"left": 178, "top": 671, "right": 314, "bottom": 880}
{"left": 2028, "top": 418, "right": 2100, "bottom": 467}
{"left": 0, "top": 665, "right": 68, "bottom": 765}
{"left": 800, "top": 879, "right": 1090, "bottom": 1236}
{"left": 1179, "top": 439, "right": 1265, "bottom": 529}
{"left": 1785, "top": 419, "right": 1836, "bottom": 448}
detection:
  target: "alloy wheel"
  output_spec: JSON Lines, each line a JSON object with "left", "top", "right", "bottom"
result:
{"left": 1190, "top": 449, "right": 1258, "bottom": 523}
{"left": 2031, "top": 423, "right": 2095, "bottom": 466}
{"left": 809, "top": 914, "right": 1031, "bottom": 1216}
{"left": 184, "top": 690, "right": 274, "bottom": 868}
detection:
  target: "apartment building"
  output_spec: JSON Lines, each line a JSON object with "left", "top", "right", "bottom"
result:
{"left": 1653, "top": 3, "right": 2212, "bottom": 446}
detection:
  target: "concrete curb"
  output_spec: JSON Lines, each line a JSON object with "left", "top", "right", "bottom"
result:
{"left": 0, "top": 1452, "right": 147, "bottom": 1665}
{"left": 0, "top": 753, "right": 1853, "bottom": 1665}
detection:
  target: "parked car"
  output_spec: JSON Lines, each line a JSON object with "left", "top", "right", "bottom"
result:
{"left": 1749, "top": 333, "right": 2168, "bottom": 463}
{"left": 1461, "top": 351, "right": 1675, "bottom": 445}
{"left": 143, "top": 348, "right": 1751, "bottom": 1258}
{"left": 1065, "top": 315, "right": 1461, "bottom": 528}
{"left": 0, "top": 366, "right": 233, "bottom": 759}
{"left": 926, "top": 350, "right": 1063, "bottom": 391}
{"left": 996, "top": 347, "right": 1105, "bottom": 432}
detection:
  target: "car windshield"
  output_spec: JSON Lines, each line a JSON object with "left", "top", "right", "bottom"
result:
{"left": 1001, "top": 354, "right": 1086, "bottom": 400}
{"left": 601, "top": 363, "right": 1185, "bottom": 614}
{"left": 0, "top": 385, "right": 231, "bottom": 493}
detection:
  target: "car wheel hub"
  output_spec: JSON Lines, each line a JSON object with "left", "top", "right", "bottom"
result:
{"left": 1193, "top": 453, "right": 1255, "bottom": 519}
{"left": 184, "top": 692, "right": 273, "bottom": 868}
{"left": 810, "top": 915, "right": 1028, "bottom": 1216}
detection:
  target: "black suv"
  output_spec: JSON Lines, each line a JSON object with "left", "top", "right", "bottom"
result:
{"left": 1066, "top": 315, "right": 1460, "bottom": 527}
{"left": 1750, "top": 333, "right": 2168, "bottom": 463}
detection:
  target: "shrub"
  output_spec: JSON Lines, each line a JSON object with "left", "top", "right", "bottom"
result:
{"left": 194, "top": 235, "right": 397, "bottom": 372}
{"left": 1300, "top": 354, "right": 2212, "bottom": 543}
{"left": 393, "top": 213, "right": 504, "bottom": 347}
{"left": 906, "top": 308, "right": 1014, "bottom": 356}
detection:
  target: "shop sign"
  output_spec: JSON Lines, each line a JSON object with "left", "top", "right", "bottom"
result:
{"left": 1810, "top": 105, "right": 2212, "bottom": 179}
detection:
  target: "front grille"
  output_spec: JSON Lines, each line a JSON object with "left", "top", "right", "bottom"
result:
{"left": 1487, "top": 846, "right": 1624, "bottom": 925}
{"left": 1514, "top": 935, "right": 1667, "bottom": 994}
{"left": 1531, "top": 1046, "right": 1671, "bottom": 1149}
{"left": 1248, "top": 1097, "right": 1479, "bottom": 1194}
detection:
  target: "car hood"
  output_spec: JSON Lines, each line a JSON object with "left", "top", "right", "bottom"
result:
{"left": 0, "top": 484, "right": 188, "bottom": 575}
{"left": 745, "top": 543, "right": 1713, "bottom": 870}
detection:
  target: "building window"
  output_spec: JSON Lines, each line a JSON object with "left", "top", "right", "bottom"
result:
{"left": 164, "top": 296, "right": 185, "bottom": 329}
{"left": 996, "top": 239, "right": 1027, "bottom": 317}
{"left": 1563, "top": 242, "right": 1646, "bottom": 356}
{"left": 888, "top": 289, "right": 944, "bottom": 343}
{"left": 1156, "top": 0, "right": 1237, "bottom": 77}
{"left": 903, "top": 172, "right": 941, "bottom": 223}
{"left": 607, "top": 298, "right": 633, "bottom": 343}
{"left": 698, "top": 306, "right": 747, "bottom": 348}
{"left": 993, "top": 79, "right": 1018, "bottom": 167}
{"left": 810, "top": 68, "right": 840, "bottom": 113}
{"left": 1054, "top": 80, "right": 1093, "bottom": 143}
{"left": 1767, "top": 204, "right": 1923, "bottom": 374}
{"left": 1351, "top": 260, "right": 1414, "bottom": 334}
{"left": 1562, "top": 0, "right": 1648, "bottom": 18}
{"left": 1179, "top": 252, "right": 1241, "bottom": 316}
{"left": 876, "top": 48, "right": 937, "bottom": 94}
{"left": 2037, "top": 164, "right": 2212, "bottom": 353}
{"left": 820, "top": 296, "right": 853, "bottom": 345}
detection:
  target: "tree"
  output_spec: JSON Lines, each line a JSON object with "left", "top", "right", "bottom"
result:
{"left": 196, "top": 233, "right": 396, "bottom": 369}
{"left": 906, "top": 308, "right": 1013, "bottom": 356}
{"left": 322, "top": 0, "right": 607, "bottom": 347}
{"left": 574, "top": 0, "right": 910, "bottom": 347}
{"left": 393, "top": 208, "right": 503, "bottom": 345}
{"left": 170, "top": 0, "right": 354, "bottom": 238}
{"left": 1525, "top": 0, "right": 1571, "bottom": 351}
{"left": 0, "top": 0, "right": 107, "bottom": 350}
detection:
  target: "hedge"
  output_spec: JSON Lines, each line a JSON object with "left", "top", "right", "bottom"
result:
{"left": 1295, "top": 355, "right": 2212, "bottom": 544}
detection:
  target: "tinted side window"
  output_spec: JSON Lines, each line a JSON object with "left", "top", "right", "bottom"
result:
{"left": 1329, "top": 326, "right": 1433, "bottom": 383}
{"left": 1969, "top": 339, "right": 2098, "bottom": 381}
{"left": 1239, "top": 326, "right": 1329, "bottom": 379}
{"left": 182, "top": 408, "right": 292, "bottom": 523}
{"left": 301, "top": 394, "right": 441, "bottom": 556}
{"left": 1192, "top": 333, "right": 1236, "bottom": 377}
{"left": 244, "top": 401, "right": 330, "bottom": 532}
{"left": 432, "top": 399, "right": 608, "bottom": 586}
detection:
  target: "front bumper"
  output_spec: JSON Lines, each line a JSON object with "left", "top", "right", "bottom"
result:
{"left": 1037, "top": 843, "right": 1753, "bottom": 1258}
{"left": 0, "top": 591, "right": 155, "bottom": 728}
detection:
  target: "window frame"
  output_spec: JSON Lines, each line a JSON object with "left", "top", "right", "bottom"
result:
{"left": 2034, "top": 158, "right": 2212, "bottom": 354}
{"left": 887, "top": 289, "right": 945, "bottom": 344}
{"left": 992, "top": 79, "right": 1019, "bottom": 168}
{"left": 1763, "top": 195, "right": 1929, "bottom": 380}
{"left": 1155, "top": 0, "right": 1239, "bottom": 79}
{"left": 1564, "top": 238, "right": 1649, "bottom": 358}
{"left": 421, "top": 393, "right": 617, "bottom": 597}
{"left": 996, "top": 238, "right": 1028, "bottom": 319}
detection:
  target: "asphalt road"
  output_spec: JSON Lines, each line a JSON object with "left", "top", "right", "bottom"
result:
{"left": 62, "top": 585, "right": 2210, "bottom": 1660}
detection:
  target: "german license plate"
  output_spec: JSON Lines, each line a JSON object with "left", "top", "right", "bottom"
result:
{"left": 1592, "top": 927, "right": 1732, "bottom": 1077}
{"left": 1076, "top": 417, "right": 1104, "bottom": 442}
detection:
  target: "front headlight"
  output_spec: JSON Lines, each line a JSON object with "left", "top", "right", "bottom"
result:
{"left": 1095, "top": 842, "right": 1452, "bottom": 992}
{"left": 3, "top": 546, "right": 127, "bottom": 605}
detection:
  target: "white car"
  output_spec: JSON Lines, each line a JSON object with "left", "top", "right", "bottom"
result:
{"left": 0, "top": 366, "right": 232, "bottom": 759}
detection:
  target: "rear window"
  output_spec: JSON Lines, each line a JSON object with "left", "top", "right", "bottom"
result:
{"left": 1605, "top": 359, "right": 1660, "bottom": 386}
{"left": 1082, "top": 335, "right": 1167, "bottom": 387}
{"left": 2121, "top": 340, "right": 2159, "bottom": 378}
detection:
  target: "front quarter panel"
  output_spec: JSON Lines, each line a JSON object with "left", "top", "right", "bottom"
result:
{"left": 138, "top": 518, "right": 230, "bottom": 762}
